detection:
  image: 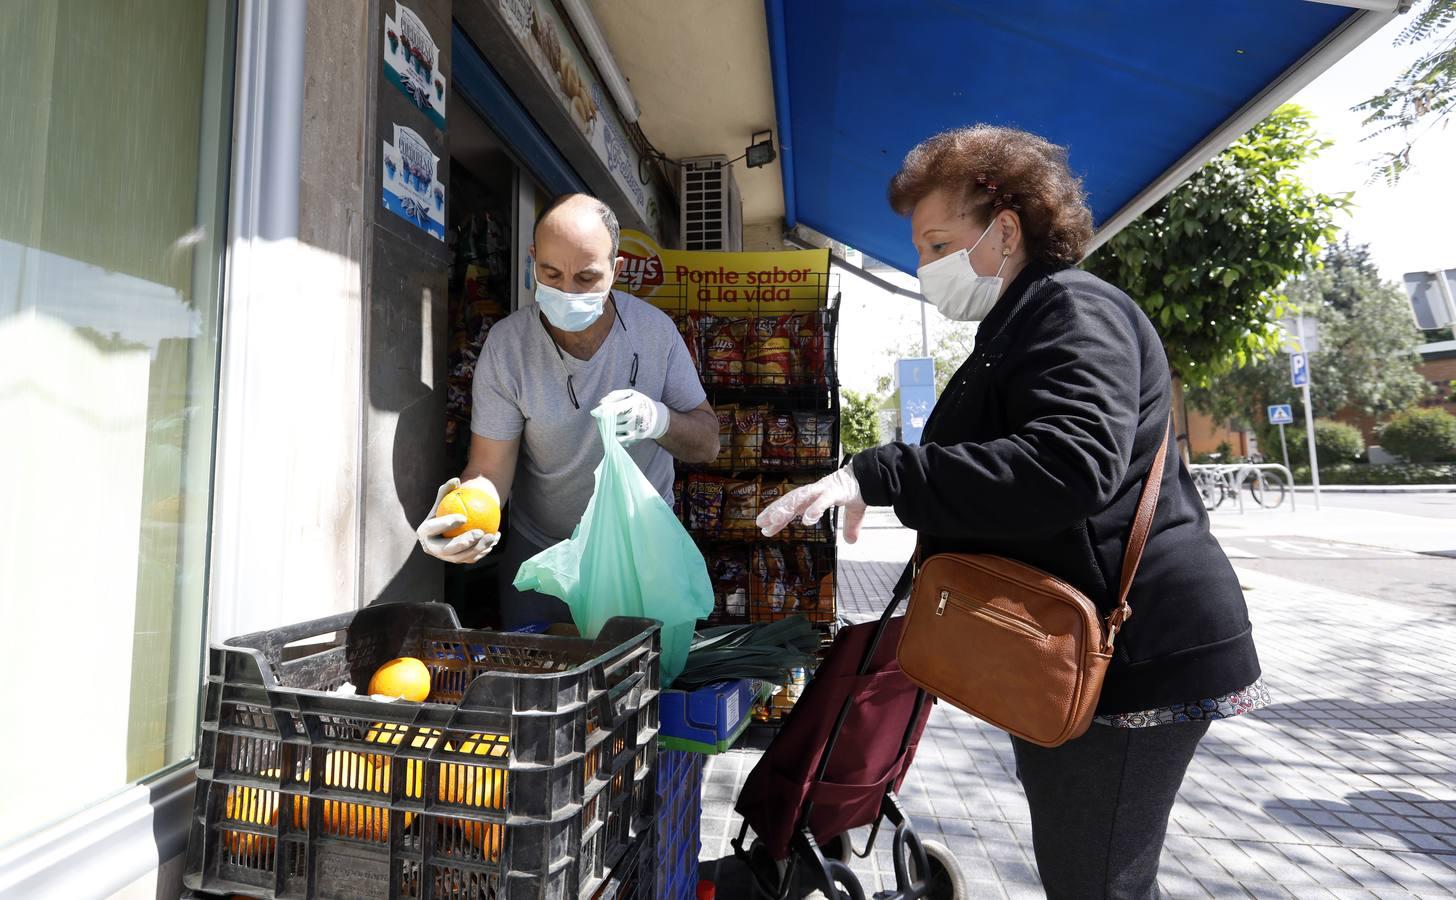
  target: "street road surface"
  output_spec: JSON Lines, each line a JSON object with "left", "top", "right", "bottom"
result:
{"left": 1211, "top": 492, "right": 1455, "bottom": 614}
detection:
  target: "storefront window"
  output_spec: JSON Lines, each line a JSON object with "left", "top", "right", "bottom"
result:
{"left": 0, "top": 0, "right": 233, "bottom": 845}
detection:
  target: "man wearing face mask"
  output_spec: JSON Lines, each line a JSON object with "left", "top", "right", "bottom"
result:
{"left": 758, "top": 128, "right": 1263, "bottom": 899}
{"left": 416, "top": 193, "right": 719, "bottom": 628}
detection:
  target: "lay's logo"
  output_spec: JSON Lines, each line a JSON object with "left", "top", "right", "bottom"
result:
{"left": 618, "top": 250, "right": 663, "bottom": 290}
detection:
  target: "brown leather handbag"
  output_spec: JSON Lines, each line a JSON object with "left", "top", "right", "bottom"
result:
{"left": 896, "top": 422, "right": 1172, "bottom": 747}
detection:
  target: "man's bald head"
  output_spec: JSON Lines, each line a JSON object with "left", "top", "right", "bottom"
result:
{"left": 533, "top": 193, "right": 620, "bottom": 259}
{"left": 531, "top": 194, "right": 623, "bottom": 297}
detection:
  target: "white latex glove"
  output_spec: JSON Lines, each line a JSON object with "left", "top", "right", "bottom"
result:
{"left": 416, "top": 476, "right": 500, "bottom": 564}
{"left": 757, "top": 466, "right": 868, "bottom": 543}
{"left": 596, "top": 388, "right": 670, "bottom": 444}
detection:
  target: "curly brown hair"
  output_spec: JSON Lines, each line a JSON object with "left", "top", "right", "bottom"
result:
{"left": 888, "top": 126, "right": 1094, "bottom": 266}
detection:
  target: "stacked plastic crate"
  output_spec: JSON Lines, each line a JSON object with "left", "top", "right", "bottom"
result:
{"left": 182, "top": 603, "right": 660, "bottom": 900}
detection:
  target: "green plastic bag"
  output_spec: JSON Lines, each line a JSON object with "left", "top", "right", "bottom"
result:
{"left": 514, "top": 410, "right": 713, "bottom": 685}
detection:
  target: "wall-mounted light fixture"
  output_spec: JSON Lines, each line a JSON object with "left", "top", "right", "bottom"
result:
{"left": 745, "top": 130, "right": 776, "bottom": 168}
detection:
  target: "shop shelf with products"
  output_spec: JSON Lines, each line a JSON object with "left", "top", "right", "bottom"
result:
{"left": 750, "top": 628, "right": 837, "bottom": 729}
{"left": 694, "top": 538, "right": 837, "bottom": 627}
{"left": 630, "top": 279, "right": 842, "bottom": 624}
{"left": 443, "top": 186, "right": 511, "bottom": 459}
{"left": 622, "top": 275, "right": 842, "bottom": 727}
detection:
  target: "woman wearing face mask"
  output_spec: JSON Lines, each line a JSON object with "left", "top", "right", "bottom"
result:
{"left": 416, "top": 193, "right": 719, "bottom": 628}
{"left": 758, "top": 127, "right": 1266, "bottom": 898}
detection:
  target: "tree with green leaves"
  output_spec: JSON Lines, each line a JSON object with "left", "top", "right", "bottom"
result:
{"left": 1356, "top": 1, "right": 1456, "bottom": 184}
{"left": 1083, "top": 104, "right": 1348, "bottom": 387}
{"left": 840, "top": 389, "right": 883, "bottom": 455}
{"left": 1186, "top": 239, "right": 1430, "bottom": 437}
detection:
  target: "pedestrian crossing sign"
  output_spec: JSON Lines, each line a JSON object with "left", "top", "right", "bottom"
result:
{"left": 1267, "top": 404, "right": 1294, "bottom": 425}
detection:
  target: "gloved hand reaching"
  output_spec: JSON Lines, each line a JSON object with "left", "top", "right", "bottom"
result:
{"left": 756, "top": 465, "right": 868, "bottom": 543}
{"left": 595, "top": 388, "right": 670, "bottom": 444}
{"left": 416, "top": 476, "right": 500, "bottom": 564}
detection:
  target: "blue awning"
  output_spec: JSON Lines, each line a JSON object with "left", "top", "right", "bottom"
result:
{"left": 765, "top": 1, "right": 1387, "bottom": 275}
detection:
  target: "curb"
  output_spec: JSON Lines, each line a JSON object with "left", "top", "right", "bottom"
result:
{"left": 1289, "top": 485, "right": 1456, "bottom": 494}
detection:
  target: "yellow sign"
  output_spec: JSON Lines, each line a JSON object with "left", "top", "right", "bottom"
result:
{"left": 615, "top": 230, "right": 830, "bottom": 314}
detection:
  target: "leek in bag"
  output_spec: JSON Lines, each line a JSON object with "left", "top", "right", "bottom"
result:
{"left": 514, "top": 409, "right": 713, "bottom": 685}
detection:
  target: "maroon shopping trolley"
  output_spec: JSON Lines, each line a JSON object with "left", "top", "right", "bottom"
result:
{"left": 733, "top": 565, "right": 966, "bottom": 899}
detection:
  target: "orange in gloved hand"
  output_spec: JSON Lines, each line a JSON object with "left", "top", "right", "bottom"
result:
{"left": 436, "top": 485, "right": 501, "bottom": 538}
{"left": 368, "top": 657, "right": 432, "bottom": 701}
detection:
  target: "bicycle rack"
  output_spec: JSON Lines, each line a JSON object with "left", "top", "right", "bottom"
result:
{"left": 1188, "top": 462, "right": 1297, "bottom": 513}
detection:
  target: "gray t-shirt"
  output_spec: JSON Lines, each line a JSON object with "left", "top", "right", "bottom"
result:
{"left": 471, "top": 290, "right": 707, "bottom": 546}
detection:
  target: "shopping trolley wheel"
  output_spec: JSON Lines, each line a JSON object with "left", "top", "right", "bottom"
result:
{"left": 910, "top": 840, "right": 966, "bottom": 900}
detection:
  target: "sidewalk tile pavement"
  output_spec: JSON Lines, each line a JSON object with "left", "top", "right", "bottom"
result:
{"left": 694, "top": 512, "right": 1456, "bottom": 898}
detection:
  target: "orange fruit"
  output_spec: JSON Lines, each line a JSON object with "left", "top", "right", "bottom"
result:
{"left": 364, "top": 724, "right": 509, "bottom": 858}
{"left": 368, "top": 657, "right": 432, "bottom": 702}
{"left": 222, "top": 773, "right": 281, "bottom": 856}
{"left": 291, "top": 750, "right": 391, "bottom": 841}
{"left": 365, "top": 726, "right": 509, "bottom": 804}
{"left": 440, "top": 733, "right": 509, "bottom": 858}
{"left": 318, "top": 798, "right": 390, "bottom": 841}
{"left": 365, "top": 723, "right": 442, "bottom": 828}
{"left": 436, "top": 486, "right": 500, "bottom": 538}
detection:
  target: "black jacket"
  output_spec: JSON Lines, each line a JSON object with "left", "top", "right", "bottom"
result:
{"left": 853, "top": 263, "right": 1260, "bottom": 714}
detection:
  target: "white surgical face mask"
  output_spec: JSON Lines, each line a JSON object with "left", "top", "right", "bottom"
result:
{"left": 536, "top": 281, "right": 608, "bottom": 332}
{"left": 916, "top": 222, "right": 1009, "bottom": 322}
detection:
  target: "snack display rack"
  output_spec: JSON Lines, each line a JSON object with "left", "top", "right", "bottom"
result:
{"left": 443, "top": 199, "right": 510, "bottom": 458}
{"left": 620, "top": 276, "right": 841, "bottom": 628}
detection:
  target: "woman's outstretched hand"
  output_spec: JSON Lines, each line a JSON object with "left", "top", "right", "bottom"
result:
{"left": 756, "top": 466, "right": 867, "bottom": 543}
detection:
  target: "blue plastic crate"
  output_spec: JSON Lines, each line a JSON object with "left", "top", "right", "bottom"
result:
{"left": 653, "top": 749, "right": 703, "bottom": 900}
{"left": 659, "top": 679, "right": 761, "bottom": 754}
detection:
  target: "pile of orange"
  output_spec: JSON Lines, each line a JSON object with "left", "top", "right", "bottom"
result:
{"left": 221, "top": 731, "right": 510, "bottom": 858}
{"left": 221, "top": 652, "right": 513, "bottom": 860}
{"left": 364, "top": 723, "right": 510, "bottom": 857}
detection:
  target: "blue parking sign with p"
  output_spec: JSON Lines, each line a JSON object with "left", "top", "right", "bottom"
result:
{"left": 1289, "top": 352, "right": 1309, "bottom": 388}
{"left": 1267, "top": 404, "right": 1293, "bottom": 425}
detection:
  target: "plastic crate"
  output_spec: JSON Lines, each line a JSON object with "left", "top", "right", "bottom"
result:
{"left": 183, "top": 602, "right": 661, "bottom": 900}
{"left": 590, "top": 831, "right": 650, "bottom": 900}
{"left": 659, "top": 680, "right": 760, "bottom": 754}
{"left": 651, "top": 750, "right": 703, "bottom": 900}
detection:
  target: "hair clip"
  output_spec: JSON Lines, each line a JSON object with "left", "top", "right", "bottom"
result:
{"left": 993, "top": 191, "right": 1021, "bottom": 211}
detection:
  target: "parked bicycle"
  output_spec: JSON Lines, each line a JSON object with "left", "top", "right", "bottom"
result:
{"left": 1188, "top": 455, "right": 1288, "bottom": 511}
{"left": 1190, "top": 463, "right": 1227, "bottom": 511}
{"left": 1231, "top": 455, "right": 1287, "bottom": 509}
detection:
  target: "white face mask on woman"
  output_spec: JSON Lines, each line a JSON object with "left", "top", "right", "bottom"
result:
{"left": 916, "top": 221, "right": 1008, "bottom": 322}
{"left": 536, "top": 281, "right": 608, "bottom": 332}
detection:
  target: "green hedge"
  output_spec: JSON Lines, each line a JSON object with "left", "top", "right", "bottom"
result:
{"left": 1379, "top": 408, "right": 1456, "bottom": 463}
{"left": 1283, "top": 420, "right": 1366, "bottom": 466}
{"left": 1289, "top": 463, "right": 1456, "bottom": 485}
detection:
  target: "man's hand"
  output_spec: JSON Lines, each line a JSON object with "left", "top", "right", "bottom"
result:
{"left": 596, "top": 389, "right": 669, "bottom": 445}
{"left": 417, "top": 477, "right": 500, "bottom": 564}
{"left": 756, "top": 466, "right": 868, "bottom": 543}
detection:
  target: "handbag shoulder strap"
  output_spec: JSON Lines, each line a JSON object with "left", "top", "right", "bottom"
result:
{"left": 1107, "top": 417, "right": 1173, "bottom": 643}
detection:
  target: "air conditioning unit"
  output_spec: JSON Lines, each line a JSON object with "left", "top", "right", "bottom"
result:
{"left": 679, "top": 156, "right": 742, "bottom": 251}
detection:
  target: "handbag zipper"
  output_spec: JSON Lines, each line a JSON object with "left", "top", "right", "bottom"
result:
{"left": 936, "top": 590, "right": 1049, "bottom": 640}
